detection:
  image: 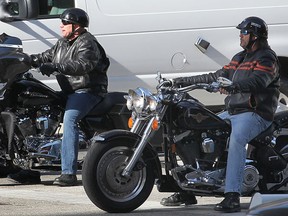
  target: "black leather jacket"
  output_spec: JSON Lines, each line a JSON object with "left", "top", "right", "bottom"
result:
{"left": 174, "top": 47, "right": 280, "bottom": 121}
{"left": 34, "top": 31, "right": 109, "bottom": 95}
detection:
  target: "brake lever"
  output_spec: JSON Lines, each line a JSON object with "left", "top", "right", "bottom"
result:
{"left": 217, "top": 77, "right": 233, "bottom": 87}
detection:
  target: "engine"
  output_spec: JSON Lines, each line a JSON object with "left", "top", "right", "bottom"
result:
{"left": 174, "top": 128, "right": 229, "bottom": 166}
{"left": 15, "top": 105, "right": 63, "bottom": 159}
{"left": 17, "top": 106, "right": 62, "bottom": 137}
{"left": 171, "top": 127, "right": 260, "bottom": 195}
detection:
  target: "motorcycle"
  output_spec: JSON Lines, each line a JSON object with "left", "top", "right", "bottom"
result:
{"left": 82, "top": 71, "right": 288, "bottom": 213}
{"left": 0, "top": 33, "right": 130, "bottom": 175}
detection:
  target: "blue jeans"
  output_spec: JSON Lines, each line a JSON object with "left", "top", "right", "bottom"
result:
{"left": 61, "top": 92, "right": 102, "bottom": 175}
{"left": 218, "top": 111, "right": 271, "bottom": 194}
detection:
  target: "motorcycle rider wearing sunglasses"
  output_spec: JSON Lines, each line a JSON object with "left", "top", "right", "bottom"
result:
{"left": 7, "top": 8, "right": 110, "bottom": 186}
{"left": 160, "top": 17, "right": 280, "bottom": 213}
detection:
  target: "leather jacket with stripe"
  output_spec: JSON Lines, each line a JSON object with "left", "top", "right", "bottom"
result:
{"left": 173, "top": 47, "right": 280, "bottom": 121}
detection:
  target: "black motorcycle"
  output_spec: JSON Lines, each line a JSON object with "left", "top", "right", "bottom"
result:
{"left": 0, "top": 33, "right": 130, "bottom": 175}
{"left": 82, "top": 72, "right": 288, "bottom": 213}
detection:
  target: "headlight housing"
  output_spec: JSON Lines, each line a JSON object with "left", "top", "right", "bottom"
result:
{"left": 125, "top": 87, "right": 158, "bottom": 114}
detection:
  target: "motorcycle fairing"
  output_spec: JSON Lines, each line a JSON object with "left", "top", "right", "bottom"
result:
{"left": 0, "top": 33, "right": 30, "bottom": 83}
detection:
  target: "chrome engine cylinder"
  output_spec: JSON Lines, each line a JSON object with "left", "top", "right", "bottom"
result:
{"left": 241, "top": 164, "right": 259, "bottom": 194}
{"left": 201, "top": 138, "right": 215, "bottom": 153}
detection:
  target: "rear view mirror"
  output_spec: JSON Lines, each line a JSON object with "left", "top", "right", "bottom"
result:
{"left": 0, "top": 0, "right": 39, "bottom": 22}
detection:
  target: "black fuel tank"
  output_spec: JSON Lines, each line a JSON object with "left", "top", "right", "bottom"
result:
{"left": 10, "top": 78, "right": 65, "bottom": 107}
{"left": 172, "top": 99, "right": 229, "bottom": 130}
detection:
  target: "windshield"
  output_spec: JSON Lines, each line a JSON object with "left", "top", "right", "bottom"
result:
{"left": 0, "top": 33, "right": 22, "bottom": 53}
{"left": 0, "top": 33, "right": 30, "bottom": 82}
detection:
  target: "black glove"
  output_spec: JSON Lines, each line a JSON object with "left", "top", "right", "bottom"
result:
{"left": 30, "top": 55, "right": 40, "bottom": 68}
{"left": 172, "top": 77, "right": 186, "bottom": 87}
{"left": 173, "top": 75, "right": 204, "bottom": 88}
{"left": 39, "top": 63, "right": 57, "bottom": 77}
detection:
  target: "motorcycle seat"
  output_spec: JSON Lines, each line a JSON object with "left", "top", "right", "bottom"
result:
{"left": 251, "top": 122, "right": 275, "bottom": 147}
{"left": 88, "top": 92, "right": 128, "bottom": 116}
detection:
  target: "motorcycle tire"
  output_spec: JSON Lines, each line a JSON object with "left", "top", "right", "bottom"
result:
{"left": 82, "top": 138, "right": 155, "bottom": 213}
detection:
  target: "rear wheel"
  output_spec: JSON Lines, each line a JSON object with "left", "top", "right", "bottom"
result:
{"left": 82, "top": 138, "right": 155, "bottom": 213}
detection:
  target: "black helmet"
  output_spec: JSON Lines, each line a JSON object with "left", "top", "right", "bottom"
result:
{"left": 60, "top": 8, "right": 89, "bottom": 27}
{"left": 236, "top": 16, "right": 268, "bottom": 39}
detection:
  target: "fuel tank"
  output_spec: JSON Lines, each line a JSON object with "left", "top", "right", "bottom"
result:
{"left": 9, "top": 76, "right": 65, "bottom": 107}
{"left": 172, "top": 99, "right": 230, "bottom": 130}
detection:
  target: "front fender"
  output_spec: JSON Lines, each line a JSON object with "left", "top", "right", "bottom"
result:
{"left": 92, "top": 129, "right": 162, "bottom": 179}
{"left": 92, "top": 129, "right": 139, "bottom": 143}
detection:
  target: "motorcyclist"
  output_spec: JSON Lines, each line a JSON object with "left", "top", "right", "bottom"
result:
{"left": 8, "top": 8, "right": 109, "bottom": 186}
{"left": 160, "top": 16, "right": 280, "bottom": 213}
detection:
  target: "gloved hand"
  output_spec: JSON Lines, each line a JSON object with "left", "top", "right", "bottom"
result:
{"left": 30, "top": 55, "right": 40, "bottom": 68}
{"left": 172, "top": 77, "right": 186, "bottom": 87}
{"left": 172, "top": 76, "right": 201, "bottom": 88}
{"left": 39, "top": 63, "right": 57, "bottom": 77}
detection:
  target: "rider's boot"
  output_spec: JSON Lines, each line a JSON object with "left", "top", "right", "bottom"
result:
{"left": 160, "top": 191, "right": 197, "bottom": 206}
{"left": 53, "top": 174, "right": 77, "bottom": 186}
{"left": 214, "top": 192, "right": 241, "bottom": 213}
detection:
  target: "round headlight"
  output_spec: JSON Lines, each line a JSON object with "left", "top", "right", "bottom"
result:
{"left": 149, "top": 97, "right": 158, "bottom": 111}
{"left": 133, "top": 96, "right": 145, "bottom": 113}
{"left": 125, "top": 96, "right": 133, "bottom": 110}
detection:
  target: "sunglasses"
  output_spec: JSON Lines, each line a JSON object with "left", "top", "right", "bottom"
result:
{"left": 61, "top": 20, "right": 72, "bottom": 26}
{"left": 240, "top": 29, "right": 250, "bottom": 35}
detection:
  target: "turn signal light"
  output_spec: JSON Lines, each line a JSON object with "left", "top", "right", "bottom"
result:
{"left": 151, "top": 118, "right": 159, "bottom": 130}
{"left": 128, "top": 117, "right": 133, "bottom": 128}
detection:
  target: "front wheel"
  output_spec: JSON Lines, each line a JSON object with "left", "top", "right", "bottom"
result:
{"left": 82, "top": 138, "right": 156, "bottom": 213}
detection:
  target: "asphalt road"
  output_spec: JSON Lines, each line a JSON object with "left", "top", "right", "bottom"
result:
{"left": 0, "top": 171, "right": 252, "bottom": 216}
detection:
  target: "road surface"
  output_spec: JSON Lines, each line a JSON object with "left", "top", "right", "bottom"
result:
{"left": 0, "top": 171, "right": 251, "bottom": 216}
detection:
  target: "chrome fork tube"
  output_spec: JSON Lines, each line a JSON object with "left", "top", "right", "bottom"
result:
{"left": 130, "top": 118, "right": 141, "bottom": 133}
{"left": 121, "top": 116, "right": 155, "bottom": 177}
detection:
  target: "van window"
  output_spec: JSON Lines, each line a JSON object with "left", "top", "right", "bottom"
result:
{"left": 39, "top": 0, "right": 75, "bottom": 17}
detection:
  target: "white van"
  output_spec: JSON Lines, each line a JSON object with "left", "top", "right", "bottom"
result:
{"left": 1, "top": 0, "right": 288, "bottom": 107}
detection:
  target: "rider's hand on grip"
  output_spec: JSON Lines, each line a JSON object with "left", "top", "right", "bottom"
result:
{"left": 39, "top": 63, "right": 57, "bottom": 77}
{"left": 30, "top": 55, "right": 40, "bottom": 68}
{"left": 172, "top": 77, "right": 185, "bottom": 88}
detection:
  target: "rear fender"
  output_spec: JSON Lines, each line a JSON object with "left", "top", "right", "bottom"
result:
{"left": 93, "top": 129, "right": 162, "bottom": 178}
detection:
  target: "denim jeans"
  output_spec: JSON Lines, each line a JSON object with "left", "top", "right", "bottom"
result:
{"left": 218, "top": 111, "right": 272, "bottom": 194}
{"left": 61, "top": 92, "right": 102, "bottom": 175}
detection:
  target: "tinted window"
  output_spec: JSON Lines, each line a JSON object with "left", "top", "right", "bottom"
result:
{"left": 39, "top": 0, "right": 75, "bottom": 16}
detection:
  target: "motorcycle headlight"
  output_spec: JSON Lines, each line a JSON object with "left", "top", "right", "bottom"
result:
{"left": 124, "top": 95, "right": 133, "bottom": 110}
{"left": 126, "top": 88, "right": 157, "bottom": 113}
{"left": 133, "top": 95, "right": 145, "bottom": 113}
{"left": 148, "top": 96, "right": 158, "bottom": 111}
